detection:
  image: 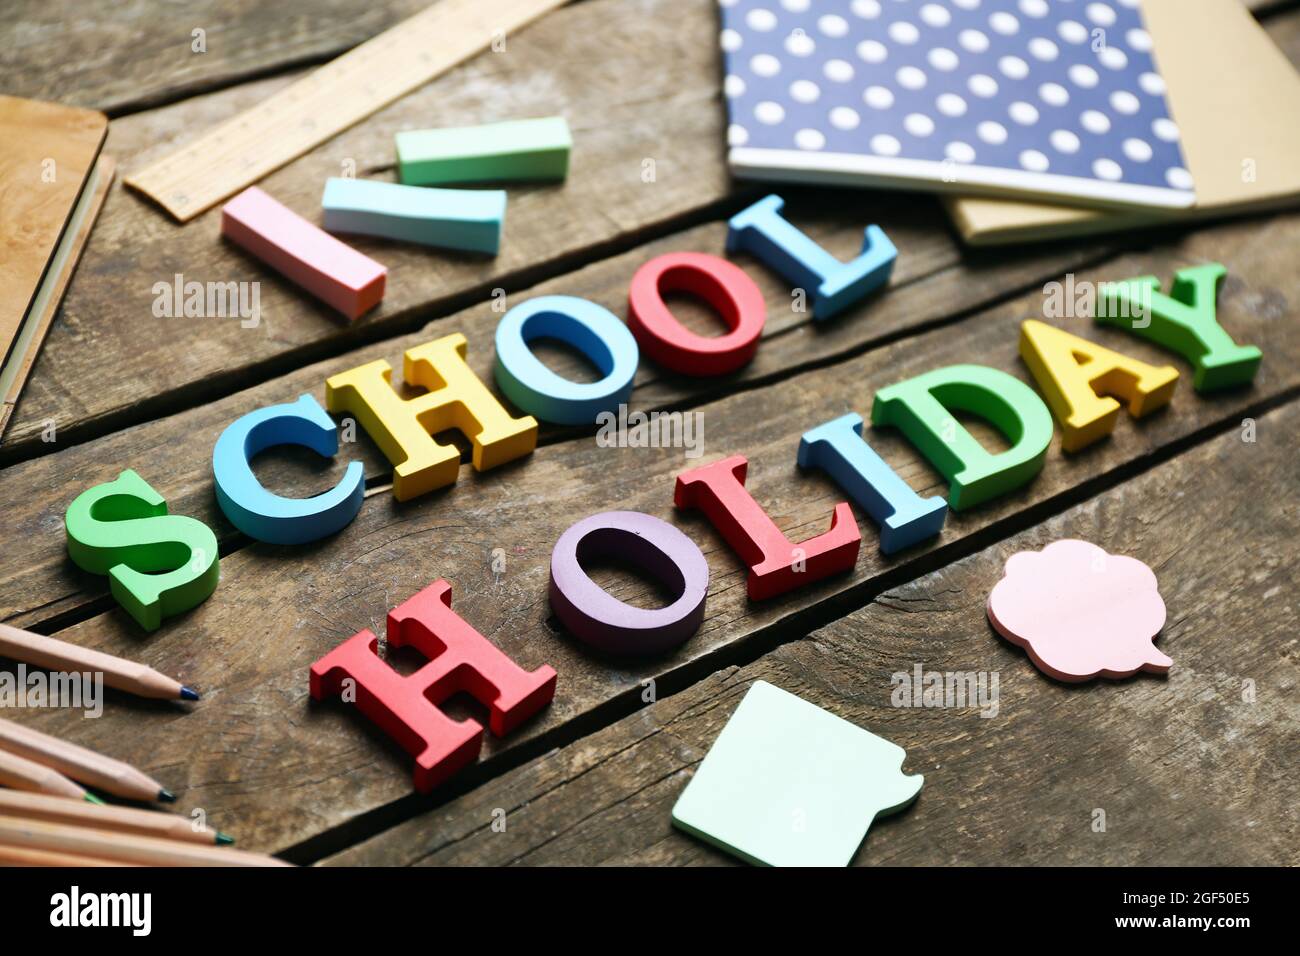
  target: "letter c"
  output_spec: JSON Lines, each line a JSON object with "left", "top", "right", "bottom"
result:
{"left": 213, "top": 394, "right": 365, "bottom": 544}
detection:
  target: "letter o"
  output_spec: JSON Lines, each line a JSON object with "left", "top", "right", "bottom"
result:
{"left": 628, "top": 252, "right": 766, "bottom": 376}
{"left": 494, "top": 295, "right": 639, "bottom": 425}
{"left": 549, "top": 511, "right": 709, "bottom": 655}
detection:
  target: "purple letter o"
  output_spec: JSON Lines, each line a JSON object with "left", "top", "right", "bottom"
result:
{"left": 548, "top": 511, "right": 709, "bottom": 655}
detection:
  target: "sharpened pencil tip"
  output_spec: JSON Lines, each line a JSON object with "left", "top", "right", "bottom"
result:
{"left": 216, "top": 832, "right": 236, "bottom": 846}
{"left": 158, "top": 789, "right": 177, "bottom": 803}
{"left": 180, "top": 686, "right": 200, "bottom": 701}
{"left": 84, "top": 793, "right": 106, "bottom": 805}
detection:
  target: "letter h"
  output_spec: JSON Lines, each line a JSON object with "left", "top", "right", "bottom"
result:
{"left": 310, "top": 580, "right": 557, "bottom": 793}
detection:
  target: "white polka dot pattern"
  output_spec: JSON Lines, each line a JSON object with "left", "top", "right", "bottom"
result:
{"left": 824, "top": 58, "right": 855, "bottom": 81}
{"left": 959, "top": 29, "right": 989, "bottom": 53}
{"left": 718, "top": 0, "right": 1193, "bottom": 200}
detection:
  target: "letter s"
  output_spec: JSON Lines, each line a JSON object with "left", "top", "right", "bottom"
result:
{"left": 65, "top": 469, "right": 220, "bottom": 631}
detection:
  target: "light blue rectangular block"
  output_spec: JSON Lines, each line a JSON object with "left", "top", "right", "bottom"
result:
{"left": 321, "top": 178, "right": 506, "bottom": 255}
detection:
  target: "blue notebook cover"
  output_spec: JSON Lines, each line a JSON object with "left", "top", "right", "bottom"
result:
{"left": 718, "top": 0, "right": 1195, "bottom": 211}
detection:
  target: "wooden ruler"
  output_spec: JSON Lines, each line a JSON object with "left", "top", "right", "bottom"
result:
{"left": 125, "top": 0, "right": 568, "bottom": 222}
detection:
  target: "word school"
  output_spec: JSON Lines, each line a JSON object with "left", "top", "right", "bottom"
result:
{"left": 63, "top": 195, "right": 1261, "bottom": 792}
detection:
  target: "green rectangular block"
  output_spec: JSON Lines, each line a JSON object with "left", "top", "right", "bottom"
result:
{"left": 395, "top": 117, "right": 571, "bottom": 186}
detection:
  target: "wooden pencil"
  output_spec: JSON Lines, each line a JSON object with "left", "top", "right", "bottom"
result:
{"left": 0, "top": 748, "right": 99, "bottom": 802}
{"left": 0, "top": 815, "right": 291, "bottom": 867}
{"left": 0, "top": 843, "right": 137, "bottom": 867}
{"left": 0, "top": 789, "right": 231, "bottom": 846}
{"left": 0, "top": 621, "right": 199, "bottom": 701}
{"left": 0, "top": 716, "right": 172, "bottom": 802}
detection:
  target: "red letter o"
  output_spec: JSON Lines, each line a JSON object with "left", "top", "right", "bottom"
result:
{"left": 627, "top": 252, "right": 766, "bottom": 376}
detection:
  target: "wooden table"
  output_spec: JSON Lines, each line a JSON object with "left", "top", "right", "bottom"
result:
{"left": 0, "top": 0, "right": 1295, "bottom": 866}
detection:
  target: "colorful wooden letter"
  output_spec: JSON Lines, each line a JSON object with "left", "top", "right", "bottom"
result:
{"left": 798, "top": 413, "right": 947, "bottom": 554}
{"left": 1020, "top": 320, "right": 1179, "bottom": 453}
{"left": 326, "top": 333, "right": 537, "bottom": 501}
{"left": 494, "top": 295, "right": 639, "bottom": 425}
{"left": 871, "top": 365, "right": 1054, "bottom": 512}
{"left": 726, "top": 194, "right": 895, "bottom": 320}
{"left": 1096, "top": 263, "right": 1262, "bottom": 391}
{"left": 987, "top": 539, "right": 1170, "bottom": 682}
{"left": 221, "top": 186, "right": 386, "bottom": 320}
{"left": 310, "top": 580, "right": 557, "bottom": 793}
{"left": 396, "top": 117, "right": 571, "bottom": 185}
{"left": 65, "top": 470, "right": 220, "bottom": 632}
{"left": 674, "top": 455, "right": 860, "bottom": 600}
{"left": 321, "top": 178, "right": 506, "bottom": 254}
{"left": 549, "top": 511, "right": 709, "bottom": 656}
{"left": 627, "top": 252, "right": 766, "bottom": 376}
{"left": 671, "top": 680, "right": 923, "bottom": 867}
{"left": 212, "top": 394, "right": 364, "bottom": 544}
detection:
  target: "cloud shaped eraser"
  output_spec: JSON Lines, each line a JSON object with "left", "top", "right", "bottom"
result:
{"left": 987, "top": 539, "right": 1171, "bottom": 682}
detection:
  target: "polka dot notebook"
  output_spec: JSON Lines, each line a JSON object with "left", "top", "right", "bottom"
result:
{"left": 718, "top": 0, "right": 1196, "bottom": 211}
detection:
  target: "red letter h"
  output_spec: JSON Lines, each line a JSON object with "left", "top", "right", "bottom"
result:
{"left": 310, "top": 580, "right": 557, "bottom": 793}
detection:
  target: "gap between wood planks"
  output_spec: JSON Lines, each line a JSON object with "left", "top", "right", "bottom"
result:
{"left": 0, "top": 199, "right": 1131, "bottom": 632}
{"left": 324, "top": 401, "right": 1300, "bottom": 867}
{"left": 0, "top": 231, "right": 1138, "bottom": 635}
{"left": 0, "top": 0, "right": 745, "bottom": 461}
{"left": 5, "top": 0, "right": 1291, "bottom": 118}
{"left": 281, "top": 388, "right": 1300, "bottom": 865}
{"left": 0, "top": 189, "right": 750, "bottom": 471}
{"left": 3, "top": 214, "right": 1294, "bottom": 858}
{"left": 1, "top": 0, "right": 1297, "bottom": 862}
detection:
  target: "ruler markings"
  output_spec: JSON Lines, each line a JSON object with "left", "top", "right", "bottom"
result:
{"left": 125, "top": 0, "right": 568, "bottom": 222}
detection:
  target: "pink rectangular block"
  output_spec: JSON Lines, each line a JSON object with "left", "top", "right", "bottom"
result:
{"left": 221, "top": 186, "right": 386, "bottom": 320}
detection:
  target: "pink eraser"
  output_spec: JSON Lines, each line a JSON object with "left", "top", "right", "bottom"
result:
{"left": 221, "top": 186, "right": 386, "bottom": 320}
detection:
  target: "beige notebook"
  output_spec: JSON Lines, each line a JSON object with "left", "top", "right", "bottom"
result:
{"left": 1, "top": 156, "right": 115, "bottom": 439}
{"left": 946, "top": 0, "right": 1300, "bottom": 245}
{"left": 0, "top": 95, "right": 111, "bottom": 439}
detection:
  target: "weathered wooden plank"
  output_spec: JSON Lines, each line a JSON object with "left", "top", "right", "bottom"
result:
{"left": 0, "top": 197, "right": 1111, "bottom": 630}
{"left": 1, "top": 206, "right": 1296, "bottom": 856}
{"left": 10, "top": 0, "right": 1299, "bottom": 461}
{"left": 2, "top": 0, "right": 1288, "bottom": 119}
{"left": 0, "top": 0, "right": 430, "bottom": 115}
{"left": 0, "top": 0, "right": 733, "bottom": 456}
{"left": 326, "top": 399, "right": 1300, "bottom": 866}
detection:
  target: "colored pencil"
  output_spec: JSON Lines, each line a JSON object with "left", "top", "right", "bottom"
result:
{"left": 0, "top": 717, "right": 172, "bottom": 802}
{"left": 0, "top": 815, "right": 291, "bottom": 867}
{"left": 0, "top": 621, "right": 199, "bottom": 701}
{"left": 0, "top": 842, "right": 136, "bottom": 866}
{"left": 0, "top": 748, "right": 100, "bottom": 802}
{"left": 0, "top": 789, "right": 231, "bottom": 846}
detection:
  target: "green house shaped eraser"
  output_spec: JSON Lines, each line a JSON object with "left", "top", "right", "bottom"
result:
{"left": 671, "top": 681, "right": 923, "bottom": 866}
